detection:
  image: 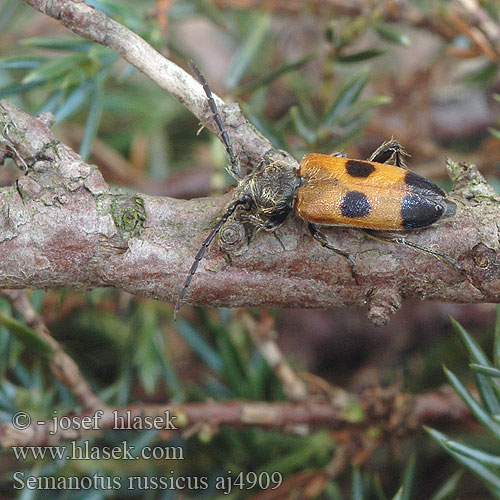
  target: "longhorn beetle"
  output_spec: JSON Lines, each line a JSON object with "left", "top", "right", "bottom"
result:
{"left": 174, "top": 61, "right": 468, "bottom": 319}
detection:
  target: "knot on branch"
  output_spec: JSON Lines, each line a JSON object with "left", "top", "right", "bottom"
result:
{"left": 367, "top": 287, "right": 402, "bottom": 326}
{"left": 472, "top": 242, "right": 497, "bottom": 269}
{"left": 110, "top": 195, "right": 147, "bottom": 239}
{"left": 471, "top": 242, "right": 500, "bottom": 286}
{"left": 447, "top": 159, "right": 499, "bottom": 202}
{"left": 218, "top": 219, "right": 248, "bottom": 256}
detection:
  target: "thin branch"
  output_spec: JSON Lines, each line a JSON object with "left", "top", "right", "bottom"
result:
{"left": 240, "top": 311, "right": 308, "bottom": 401}
{"left": 0, "top": 389, "right": 471, "bottom": 447}
{"left": 21, "top": 0, "right": 290, "bottom": 170}
{"left": 0, "top": 99, "right": 499, "bottom": 324}
{"left": 0, "top": 290, "right": 104, "bottom": 412}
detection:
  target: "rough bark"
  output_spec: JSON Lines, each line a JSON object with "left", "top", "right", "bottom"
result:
{"left": 3, "top": 0, "right": 500, "bottom": 324}
{"left": 1, "top": 100, "right": 499, "bottom": 325}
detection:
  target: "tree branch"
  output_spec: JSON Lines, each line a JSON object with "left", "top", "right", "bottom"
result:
{"left": 3, "top": 1, "right": 499, "bottom": 325}
{"left": 0, "top": 290, "right": 103, "bottom": 412}
{"left": 240, "top": 311, "right": 308, "bottom": 401}
{"left": 0, "top": 389, "right": 471, "bottom": 447}
{"left": 1, "top": 97, "right": 499, "bottom": 324}
{"left": 21, "top": 0, "right": 288, "bottom": 170}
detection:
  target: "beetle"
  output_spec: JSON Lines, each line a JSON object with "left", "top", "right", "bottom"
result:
{"left": 174, "top": 62, "right": 465, "bottom": 319}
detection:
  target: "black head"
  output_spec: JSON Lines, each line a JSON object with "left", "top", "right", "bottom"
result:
{"left": 237, "top": 160, "right": 300, "bottom": 231}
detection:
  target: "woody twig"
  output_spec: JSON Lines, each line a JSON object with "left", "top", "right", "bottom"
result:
{"left": 0, "top": 290, "right": 103, "bottom": 412}
{"left": 0, "top": 388, "right": 471, "bottom": 447}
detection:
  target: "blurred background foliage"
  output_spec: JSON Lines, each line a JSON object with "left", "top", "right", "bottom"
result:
{"left": 0, "top": 0, "right": 500, "bottom": 498}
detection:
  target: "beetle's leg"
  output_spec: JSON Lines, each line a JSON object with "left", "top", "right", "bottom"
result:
{"left": 235, "top": 213, "right": 266, "bottom": 227}
{"left": 369, "top": 139, "right": 408, "bottom": 169}
{"left": 253, "top": 158, "right": 266, "bottom": 172}
{"left": 364, "top": 230, "right": 472, "bottom": 282}
{"left": 308, "top": 223, "right": 359, "bottom": 284}
{"left": 272, "top": 231, "right": 286, "bottom": 251}
{"left": 232, "top": 211, "right": 286, "bottom": 249}
{"left": 234, "top": 213, "right": 280, "bottom": 231}
{"left": 329, "top": 151, "right": 346, "bottom": 158}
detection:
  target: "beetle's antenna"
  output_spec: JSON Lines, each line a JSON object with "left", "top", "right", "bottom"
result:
{"left": 174, "top": 199, "right": 245, "bottom": 320}
{"left": 188, "top": 60, "right": 242, "bottom": 179}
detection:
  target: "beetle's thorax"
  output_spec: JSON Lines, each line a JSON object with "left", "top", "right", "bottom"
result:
{"left": 237, "top": 160, "right": 300, "bottom": 230}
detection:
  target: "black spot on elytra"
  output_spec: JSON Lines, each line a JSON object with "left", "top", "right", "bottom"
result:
{"left": 345, "top": 160, "right": 375, "bottom": 178}
{"left": 341, "top": 191, "right": 371, "bottom": 218}
{"left": 405, "top": 171, "right": 445, "bottom": 197}
{"left": 401, "top": 194, "right": 444, "bottom": 229}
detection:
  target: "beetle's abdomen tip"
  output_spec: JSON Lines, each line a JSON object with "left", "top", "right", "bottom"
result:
{"left": 401, "top": 194, "right": 444, "bottom": 229}
{"left": 443, "top": 200, "right": 456, "bottom": 218}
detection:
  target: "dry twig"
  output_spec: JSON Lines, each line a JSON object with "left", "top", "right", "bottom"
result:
{"left": 0, "top": 388, "right": 471, "bottom": 447}
{"left": 240, "top": 311, "right": 308, "bottom": 401}
{"left": 0, "top": 290, "right": 103, "bottom": 412}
